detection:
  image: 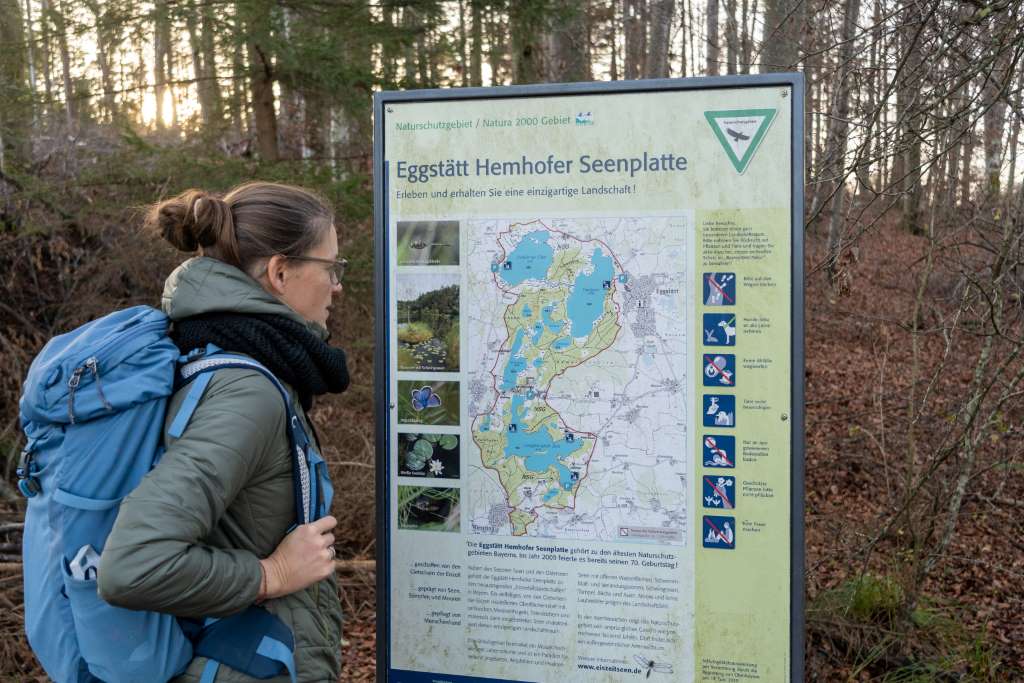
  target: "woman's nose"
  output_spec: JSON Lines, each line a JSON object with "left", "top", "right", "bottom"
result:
{"left": 331, "top": 281, "right": 344, "bottom": 294}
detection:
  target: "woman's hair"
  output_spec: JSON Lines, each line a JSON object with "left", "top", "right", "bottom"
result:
{"left": 147, "top": 182, "right": 335, "bottom": 275}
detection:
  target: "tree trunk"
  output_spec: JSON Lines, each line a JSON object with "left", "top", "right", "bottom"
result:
{"left": 402, "top": 7, "right": 418, "bottom": 88}
{"left": 486, "top": 6, "right": 504, "bottom": 85}
{"left": 724, "top": 0, "right": 738, "bottom": 74}
{"left": 760, "top": 0, "right": 803, "bottom": 71}
{"left": 960, "top": 120, "right": 975, "bottom": 207}
{"left": 53, "top": 0, "right": 76, "bottom": 133}
{"left": 38, "top": 0, "right": 54, "bottom": 112}
{"left": 84, "top": 1, "right": 117, "bottom": 121}
{"left": 686, "top": 0, "right": 696, "bottom": 77}
{"left": 982, "top": 32, "right": 1012, "bottom": 199}
{"left": 645, "top": 0, "right": 673, "bottom": 78}
{"left": 23, "top": 0, "right": 39, "bottom": 129}
{"left": 899, "top": 5, "right": 924, "bottom": 234}
{"left": 185, "top": 0, "right": 222, "bottom": 131}
{"left": 679, "top": 0, "right": 689, "bottom": 76}
{"left": 858, "top": 0, "right": 882, "bottom": 201}
{"left": 546, "top": 0, "right": 591, "bottom": 82}
{"left": 380, "top": 3, "right": 398, "bottom": 87}
{"left": 246, "top": 7, "right": 279, "bottom": 161}
{"left": 457, "top": 0, "right": 469, "bottom": 87}
{"left": 0, "top": 0, "right": 27, "bottom": 165}
{"left": 304, "top": 92, "right": 328, "bottom": 159}
{"left": 705, "top": 0, "right": 719, "bottom": 75}
{"left": 470, "top": 0, "right": 483, "bottom": 86}
{"left": 624, "top": 0, "right": 645, "bottom": 79}
{"left": 153, "top": 1, "right": 175, "bottom": 130}
{"left": 1007, "top": 72, "right": 1023, "bottom": 197}
{"left": 277, "top": 8, "right": 304, "bottom": 160}
{"left": 200, "top": 4, "right": 221, "bottom": 126}
{"left": 610, "top": 0, "right": 619, "bottom": 80}
{"left": 739, "top": 0, "right": 754, "bottom": 73}
{"left": 416, "top": 25, "right": 430, "bottom": 87}
{"left": 510, "top": 2, "right": 545, "bottom": 84}
{"left": 229, "top": 31, "right": 245, "bottom": 140}
{"left": 945, "top": 120, "right": 962, "bottom": 209}
{"left": 824, "top": 0, "right": 861, "bottom": 283}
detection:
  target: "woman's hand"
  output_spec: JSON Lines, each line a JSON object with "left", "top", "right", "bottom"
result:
{"left": 258, "top": 515, "right": 337, "bottom": 601}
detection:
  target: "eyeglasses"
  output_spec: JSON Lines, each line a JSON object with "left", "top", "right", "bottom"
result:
{"left": 287, "top": 256, "right": 349, "bottom": 284}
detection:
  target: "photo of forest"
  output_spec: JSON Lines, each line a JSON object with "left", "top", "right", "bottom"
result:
{"left": 396, "top": 220, "right": 459, "bottom": 266}
{"left": 396, "top": 272, "right": 459, "bottom": 372}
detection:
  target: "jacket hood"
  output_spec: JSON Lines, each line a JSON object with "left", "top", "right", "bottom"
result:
{"left": 162, "top": 257, "right": 329, "bottom": 340}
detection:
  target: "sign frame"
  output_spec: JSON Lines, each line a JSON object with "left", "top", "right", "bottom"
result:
{"left": 373, "top": 73, "right": 805, "bottom": 683}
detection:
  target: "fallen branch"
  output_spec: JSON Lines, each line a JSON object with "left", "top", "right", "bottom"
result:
{"left": 335, "top": 559, "right": 375, "bottom": 573}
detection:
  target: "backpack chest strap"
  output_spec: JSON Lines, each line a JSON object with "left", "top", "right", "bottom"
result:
{"left": 175, "top": 355, "right": 314, "bottom": 526}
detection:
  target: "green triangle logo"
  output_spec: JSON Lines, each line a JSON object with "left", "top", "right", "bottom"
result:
{"left": 704, "top": 108, "right": 778, "bottom": 174}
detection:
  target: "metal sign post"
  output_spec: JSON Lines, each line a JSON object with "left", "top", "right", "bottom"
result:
{"left": 374, "top": 74, "right": 804, "bottom": 683}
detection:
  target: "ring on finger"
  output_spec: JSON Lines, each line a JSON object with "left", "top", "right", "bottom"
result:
{"left": 328, "top": 546, "right": 336, "bottom": 560}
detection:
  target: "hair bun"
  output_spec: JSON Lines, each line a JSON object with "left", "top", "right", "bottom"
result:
{"left": 148, "top": 189, "right": 234, "bottom": 253}
{"left": 187, "top": 193, "right": 232, "bottom": 248}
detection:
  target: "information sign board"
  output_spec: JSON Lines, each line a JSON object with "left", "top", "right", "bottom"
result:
{"left": 374, "top": 74, "right": 805, "bottom": 683}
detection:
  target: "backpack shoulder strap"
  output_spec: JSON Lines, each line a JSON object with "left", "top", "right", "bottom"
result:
{"left": 171, "top": 354, "right": 314, "bottom": 526}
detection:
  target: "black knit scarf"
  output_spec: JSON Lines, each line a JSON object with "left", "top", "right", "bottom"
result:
{"left": 172, "top": 313, "right": 350, "bottom": 410}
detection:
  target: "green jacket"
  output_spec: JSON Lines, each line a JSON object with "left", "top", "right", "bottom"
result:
{"left": 98, "top": 257, "right": 343, "bottom": 682}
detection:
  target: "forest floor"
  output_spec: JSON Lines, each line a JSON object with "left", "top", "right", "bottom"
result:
{"left": 799, "top": 224, "right": 1023, "bottom": 679}
{"left": 0, "top": 220, "right": 1020, "bottom": 681}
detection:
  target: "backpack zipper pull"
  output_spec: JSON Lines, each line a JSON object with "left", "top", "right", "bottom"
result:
{"left": 16, "top": 449, "right": 41, "bottom": 497}
{"left": 85, "top": 357, "right": 113, "bottom": 411}
{"left": 67, "top": 365, "right": 85, "bottom": 424}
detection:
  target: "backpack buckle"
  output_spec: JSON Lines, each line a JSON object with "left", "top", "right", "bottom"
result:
{"left": 16, "top": 449, "right": 41, "bottom": 497}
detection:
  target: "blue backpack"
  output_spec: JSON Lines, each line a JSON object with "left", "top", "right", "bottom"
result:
{"left": 17, "top": 305, "right": 335, "bottom": 683}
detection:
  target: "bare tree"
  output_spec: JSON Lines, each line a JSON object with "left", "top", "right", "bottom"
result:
{"left": 52, "top": 0, "right": 76, "bottom": 133}
{"left": 760, "top": 0, "right": 803, "bottom": 71}
{"left": 245, "top": 2, "right": 279, "bottom": 161}
{"left": 822, "top": 0, "right": 862, "bottom": 283}
{"left": 645, "top": 0, "right": 674, "bottom": 78}
{"left": 705, "top": 0, "right": 719, "bottom": 75}
{"left": 624, "top": 0, "right": 646, "bottom": 79}
{"left": 546, "top": 0, "right": 591, "bottom": 82}
{"left": 510, "top": 2, "right": 546, "bottom": 84}
{"left": 470, "top": 0, "right": 483, "bottom": 86}
{"left": 724, "top": 0, "right": 737, "bottom": 74}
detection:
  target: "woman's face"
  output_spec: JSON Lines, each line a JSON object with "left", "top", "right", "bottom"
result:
{"left": 267, "top": 225, "right": 343, "bottom": 327}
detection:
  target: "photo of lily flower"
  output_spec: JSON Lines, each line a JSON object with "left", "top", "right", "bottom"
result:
{"left": 397, "top": 432, "right": 460, "bottom": 479}
{"left": 397, "top": 380, "right": 460, "bottom": 425}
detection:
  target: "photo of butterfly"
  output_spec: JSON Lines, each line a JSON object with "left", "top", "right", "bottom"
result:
{"left": 397, "top": 380, "right": 460, "bottom": 425}
{"left": 410, "top": 385, "right": 442, "bottom": 411}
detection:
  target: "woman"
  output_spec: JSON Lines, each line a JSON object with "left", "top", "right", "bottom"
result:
{"left": 97, "top": 182, "right": 351, "bottom": 682}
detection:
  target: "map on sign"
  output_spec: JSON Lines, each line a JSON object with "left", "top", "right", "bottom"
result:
{"left": 464, "top": 216, "right": 691, "bottom": 544}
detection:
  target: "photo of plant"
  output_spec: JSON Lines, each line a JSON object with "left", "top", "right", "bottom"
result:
{"left": 397, "top": 380, "right": 460, "bottom": 425}
{"left": 396, "top": 272, "right": 459, "bottom": 372}
{"left": 398, "top": 432, "right": 460, "bottom": 479}
{"left": 397, "top": 486, "right": 460, "bottom": 532}
{"left": 396, "top": 220, "right": 459, "bottom": 266}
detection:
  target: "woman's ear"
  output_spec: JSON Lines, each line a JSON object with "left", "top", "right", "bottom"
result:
{"left": 263, "top": 254, "right": 290, "bottom": 295}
